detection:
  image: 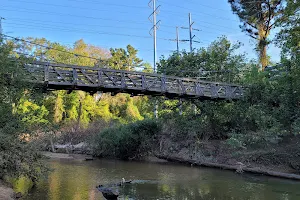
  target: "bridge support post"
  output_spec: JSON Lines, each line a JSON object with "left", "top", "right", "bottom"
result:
{"left": 44, "top": 63, "right": 49, "bottom": 85}
{"left": 179, "top": 99, "right": 183, "bottom": 115}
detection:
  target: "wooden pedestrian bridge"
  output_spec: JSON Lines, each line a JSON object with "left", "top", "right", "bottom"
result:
{"left": 24, "top": 61, "right": 243, "bottom": 100}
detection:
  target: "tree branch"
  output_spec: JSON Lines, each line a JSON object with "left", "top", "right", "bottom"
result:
{"left": 246, "top": 22, "right": 257, "bottom": 30}
{"left": 247, "top": 34, "right": 259, "bottom": 40}
{"left": 264, "top": 0, "right": 272, "bottom": 38}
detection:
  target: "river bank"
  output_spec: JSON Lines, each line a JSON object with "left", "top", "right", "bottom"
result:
{"left": 23, "top": 157, "right": 300, "bottom": 200}
{"left": 0, "top": 180, "right": 15, "bottom": 200}
{"left": 153, "top": 134, "right": 300, "bottom": 180}
{"left": 43, "top": 138, "right": 300, "bottom": 181}
{"left": 43, "top": 125, "right": 300, "bottom": 181}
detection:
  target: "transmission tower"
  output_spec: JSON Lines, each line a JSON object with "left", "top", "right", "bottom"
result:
{"left": 181, "top": 13, "right": 200, "bottom": 52}
{"left": 149, "top": 0, "right": 161, "bottom": 119}
{"left": 182, "top": 13, "right": 200, "bottom": 114}
{"left": 0, "top": 17, "right": 5, "bottom": 41}
{"left": 148, "top": 0, "right": 161, "bottom": 72}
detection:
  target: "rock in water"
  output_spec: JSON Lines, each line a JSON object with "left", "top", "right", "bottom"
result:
{"left": 96, "top": 185, "right": 119, "bottom": 200}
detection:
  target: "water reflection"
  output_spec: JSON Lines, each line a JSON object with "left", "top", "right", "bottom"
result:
{"left": 23, "top": 159, "right": 300, "bottom": 200}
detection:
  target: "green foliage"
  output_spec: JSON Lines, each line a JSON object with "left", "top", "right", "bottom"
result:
{"left": 158, "top": 36, "right": 245, "bottom": 83}
{"left": 275, "top": 0, "right": 300, "bottom": 58}
{"left": 0, "top": 133, "right": 48, "bottom": 183}
{"left": 228, "top": 0, "right": 284, "bottom": 69}
{"left": 89, "top": 119, "right": 161, "bottom": 159}
{"left": 16, "top": 97, "right": 49, "bottom": 127}
{"left": 0, "top": 40, "right": 48, "bottom": 187}
{"left": 106, "top": 45, "right": 143, "bottom": 70}
{"left": 11, "top": 39, "right": 149, "bottom": 127}
{"left": 7, "top": 176, "right": 34, "bottom": 195}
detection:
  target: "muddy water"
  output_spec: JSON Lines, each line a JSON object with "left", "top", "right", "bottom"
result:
{"left": 23, "top": 159, "right": 300, "bottom": 200}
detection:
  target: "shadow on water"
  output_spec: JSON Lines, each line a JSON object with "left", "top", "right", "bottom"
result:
{"left": 23, "top": 159, "right": 300, "bottom": 200}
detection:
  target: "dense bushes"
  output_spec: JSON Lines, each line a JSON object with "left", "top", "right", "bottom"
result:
{"left": 0, "top": 40, "right": 48, "bottom": 186}
{"left": 89, "top": 119, "right": 161, "bottom": 159}
{"left": 0, "top": 133, "right": 48, "bottom": 183}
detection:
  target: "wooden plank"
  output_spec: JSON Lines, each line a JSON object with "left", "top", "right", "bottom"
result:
{"left": 141, "top": 75, "right": 147, "bottom": 90}
{"left": 80, "top": 69, "right": 96, "bottom": 84}
{"left": 121, "top": 72, "right": 126, "bottom": 89}
{"left": 210, "top": 84, "right": 219, "bottom": 98}
{"left": 161, "top": 75, "right": 167, "bottom": 92}
{"left": 177, "top": 79, "right": 186, "bottom": 95}
{"left": 103, "top": 71, "right": 118, "bottom": 86}
{"left": 195, "top": 83, "right": 204, "bottom": 96}
{"left": 26, "top": 62, "right": 244, "bottom": 100}
{"left": 52, "top": 67, "right": 68, "bottom": 82}
{"left": 73, "top": 68, "right": 78, "bottom": 86}
{"left": 44, "top": 64, "right": 49, "bottom": 83}
{"left": 225, "top": 86, "right": 236, "bottom": 99}
{"left": 127, "top": 74, "right": 139, "bottom": 87}
{"left": 98, "top": 69, "right": 103, "bottom": 86}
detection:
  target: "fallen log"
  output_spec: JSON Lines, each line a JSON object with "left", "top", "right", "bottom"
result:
{"left": 156, "top": 154, "right": 300, "bottom": 181}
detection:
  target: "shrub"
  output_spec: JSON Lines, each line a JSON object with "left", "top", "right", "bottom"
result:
{"left": 89, "top": 119, "right": 161, "bottom": 160}
{"left": 226, "top": 129, "right": 282, "bottom": 149}
{"left": 0, "top": 132, "right": 48, "bottom": 183}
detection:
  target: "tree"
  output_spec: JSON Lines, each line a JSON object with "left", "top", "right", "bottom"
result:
{"left": 0, "top": 37, "right": 48, "bottom": 184}
{"left": 158, "top": 36, "right": 246, "bottom": 82}
{"left": 108, "top": 45, "right": 143, "bottom": 70}
{"left": 142, "top": 62, "right": 154, "bottom": 73}
{"left": 228, "top": 0, "right": 284, "bottom": 70}
{"left": 275, "top": 0, "right": 299, "bottom": 59}
{"left": 157, "top": 37, "right": 248, "bottom": 138}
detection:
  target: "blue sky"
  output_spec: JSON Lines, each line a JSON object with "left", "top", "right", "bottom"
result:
{"left": 1, "top": 0, "right": 281, "bottom": 66}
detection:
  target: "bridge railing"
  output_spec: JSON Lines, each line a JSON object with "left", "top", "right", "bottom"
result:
{"left": 24, "top": 61, "right": 244, "bottom": 100}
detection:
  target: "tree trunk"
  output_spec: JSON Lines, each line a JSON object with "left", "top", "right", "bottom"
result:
{"left": 260, "top": 43, "right": 268, "bottom": 71}
{"left": 50, "top": 137, "right": 55, "bottom": 153}
{"left": 258, "top": 25, "right": 269, "bottom": 71}
{"left": 156, "top": 154, "right": 300, "bottom": 180}
{"left": 75, "top": 101, "right": 82, "bottom": 132}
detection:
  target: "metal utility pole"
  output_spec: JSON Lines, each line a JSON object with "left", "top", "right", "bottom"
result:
{"left": 0, "top": 17, "right": 4, "bottom": 41}
{"left": 189, "top": 13, "right": 193, "bottom": 52}
{"left": 176, "top": 26, "right": 182, "bottom": 115}
{"left": 181, "top": 13, "right": 200, "bottom": 53}
{"left": 149, "top": 0, "right": 160, "bottom": 118}
{"left": 182, "top": 13, "right": 200, "bottom": 114}
{"left": 176, "top": 26, "right": 179, "bottom": 53}
{"left": 149, "top": 0, "right": 160, "bottom": 72}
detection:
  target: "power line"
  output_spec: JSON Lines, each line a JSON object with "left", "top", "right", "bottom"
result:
{"left": 2, "top": 2, "right": 240, "bottom": 27}
{"left": 4, "top": 18, "right": 237, "bottom": 42}
{"left": 65, "top": 0, "right": 148, "bottom": 9}
{"left": 0, "top": 6, "right": 149, "bottom": 25}
{"left": 2, "top": 29, "right": 175, "bottom": 55}
{"left": 5, "top": 18, "right": 149, "bottom": 32}
{"left": 0, "top": 6, "right": 240, "bottom": 34}
{"left": 0, "top": 7, "right": 192, "bottom": 40}
{"left": 3, "top": 21, "right": 175, "bottom": 42}
{"left": 12, "top": 0, "right": 235, "bottom": 21}
{"left": 157, "top": 0, "right": 239, "bottom": 22}
{"left": 173, "top": 0, "right": 229, "bottom": 12}
{"left": 6, "top": 17, "right": 175, "bottom": 35}
{"left": 10, "top": 0, "right": 148, "bottom": 11}
{"left": 1, "top": 33, "right": 101, "bottom": 61}
{"left": 4, "top": 16, "right": 238, "bottom": 39}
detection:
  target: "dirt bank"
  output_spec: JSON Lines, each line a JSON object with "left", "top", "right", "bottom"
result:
{"left": 42, "top": 151, "right": 93, "bottom": 161}
{"left": 0, "top": 180, "right": 15, "bottom": 200}
{"left": 154, "top": 135, "right": 300, "bottom": 180}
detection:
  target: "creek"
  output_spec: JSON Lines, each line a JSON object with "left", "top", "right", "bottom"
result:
{"left": 23, "top": 159, "right": 300, "bottom": 200}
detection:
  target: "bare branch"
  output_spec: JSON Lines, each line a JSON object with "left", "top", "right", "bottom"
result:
{"left": 263, "top": 0, "right": 272, "bottom": 39}
{"left": 247, "top": 33, "right": 259, "bottom": 40}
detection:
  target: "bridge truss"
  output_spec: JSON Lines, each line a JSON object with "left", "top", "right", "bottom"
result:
{"left": 24, "top": 61, "right": 243, "bottom": 100}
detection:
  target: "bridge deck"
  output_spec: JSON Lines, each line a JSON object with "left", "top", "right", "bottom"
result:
{"left": 24, "top": 61, "right": 243, "bottom": 100}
